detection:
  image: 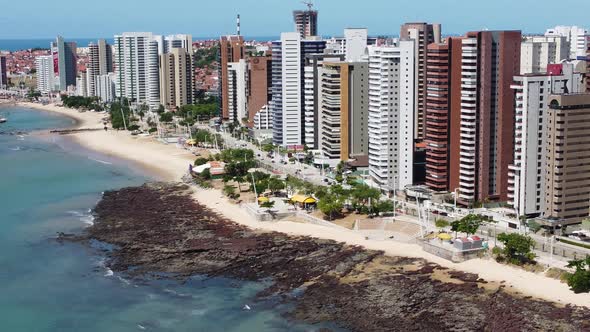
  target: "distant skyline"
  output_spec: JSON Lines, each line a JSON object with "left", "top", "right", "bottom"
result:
{"left": 0, "top": 0, "right": 588, "bottom": 39}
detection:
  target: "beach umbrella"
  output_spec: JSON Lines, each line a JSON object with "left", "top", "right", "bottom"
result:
{"left": 438, "top": 233, "right": 452, "bottom": 240}
{"left": 257, "top": 196, "right": 269, "bottom": 203}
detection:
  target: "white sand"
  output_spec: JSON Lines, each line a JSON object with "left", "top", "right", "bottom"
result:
{"left": 22, "top": 102, "right": 590, "bottom": 308}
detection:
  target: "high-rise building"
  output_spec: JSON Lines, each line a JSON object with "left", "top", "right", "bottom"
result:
{"left": 159, "top": 48, "right": 195, "bottom": 109}
{"left": 400, "top": 23, "right": 442, "bottom": 141}
{"left": 87, "top": 40, "right": 113, "bottom": 97}
{"left": 424, "top": 38, "right": 463, "bottom": 193}
{"left": 293, "top": 9, "right": 318, "bottom": 39}
{"left": 96, "top": 73, "right": 116, "bottom": 103}
{"left": 0, "top": 56, "right": 7, "bottom": 88}
{"left": 271, "top": 33, "right": 326, "bottom": 147}
{"left": 36, "top": 55, "right": 55, "bottom": 94}
{"left": 344, "top": 28, "right": 368, "bottom": 62}
{"left": 367, "top": 41, "right": 415, "bottom": 192}
{"left": 114, "top": 32, "right": 160, "bottom": 109}
{"left": 161, "top": 34, "right": 192, "bottom": 53}
{"left": 254, "top": 105, "right": 272, "bottom": 130}
{"left": 545, "top": 26, "right": 589, "bottom": 58}
{"left": 318, "top": 61, "right": 368, "bottom": 164}
{"left": 508, "top": 63, "right": 584, "bottom": 217}
{"left": 304, "top": 53, "right": 345, "bottom": 149}
{"left": 219, "top": 35, "right": 245, "bottom": 120}
{"left": 543, "top": 93, "right": 590, "bottom": 224}
{"left": 51, "top": 36, "right": 77, "bottom": 91}
{"left": 457, "top": 31, "right": 521, "bottom": 205}
{"left": 246, "top": 54, "right": 272, "bottom": 127}
{"left": 76, "top": 74, "right": 88, "bottom": 97}
{"left": 520, "top": 36, "right": 569, "bottom": 74}
{"left": 587, "top": 36, "right": 590, "bottom": 92}
{"left": 226, "top": 59, "right": 248, "bottom": 123}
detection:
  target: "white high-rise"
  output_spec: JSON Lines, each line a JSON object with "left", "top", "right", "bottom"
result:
{"left": 96, "top": 73, "right": 116, "bottom": 103}
{"left": 367, "top": 40, "right": 415, "bottom": 192}
{"left": 35, "top": 55, "right": 55, "bottom": 94}
{"left": 344, "top": 28, "right": 368, "bottom": 62}
{"left": 508, "top": 63, "right": 584, "bottom": 216}
{"left": 114, "top": 32, "right": 160, "bottom": 109}
{"left": 226, "top": 59, "right": 248, "bottom": 123}
{"left": 545, "top": 26, "right": 589, "bottom": 58}
{"left": 272, "top": 32, "right": 302, "bottom": 146}
{"left": 520, "top": 36, "right": 569, "bottom": 74}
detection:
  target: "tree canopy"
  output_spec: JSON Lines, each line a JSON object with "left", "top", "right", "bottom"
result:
{"left": 566, "top": 257, "right": 590, "bottom": 293}
{"left": 494, "top": 233, "right": 536, "bottom": 265}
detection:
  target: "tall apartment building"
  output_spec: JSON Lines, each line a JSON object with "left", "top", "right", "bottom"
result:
{"left": 247, "top": 54, "right": 272, "bottom": 127}
{"left": 87, "top": 40, "right": 113, "bottom": 97}
{"left": 457, "top": 31, "right": 521, "bottom": 204}
{"left": 293, "top": 9, "right": 318, "bottom": 39}
{"left": 424, "top": 38, "right": 463, "bottom": 192}
{"left": 545, "top": 26, "right": 589, "bottom": 58}
{"left": 159, "top": 48, "right": 195, "bottom": 109}
{"left": 254, "top": 105, "right": 272, "bottom": 130}
{"left": 520, "top": 36, "right": 569, "bottom": 74}
{"left": 344, "top": 28, "right": 368, "bottom": 62}
{"left": 271, "top": 33, "right": 326, "bottom": 147}
{"left": 587, "top": 36, "right": 590, "bottom": 92}
{"left": 543, "top": 93, "right": 590, "bottom": 224}
{"left": 226, "top": 60, "right": 248, "bottom": 123}
{"left": 508, "top": 63, "right": 584, "bottom": 217}
{"left": 160, "top": 34, "right": 192, "bottom": 53}
{"left": 0, "top": 56, "right": 7, "bottom": 88}
{"left": 400, "top": 23, "right": 442, "bottom": 141}
{"left": 96, "top": 73, "right": 116, "bottom": 103}
{"left": 219, "top": 35, "right": 245, "bottom": 120}
{"left": 318, "top": 61, "right": 368, "bottom": 164}
{"left": 51, "top": 36, "right": 77, "bottom": 90}
{"left": 114, "top": 32, "right": 161, "bottom": 109}
{"left": 76, "top": 74, "right": 88, "bottom": 97}
{"left": 303, "top": 53, "right": 345, "bottom": 149}
{"left": 367, "top": 41, "right": 415, "bottom": 192}
{"left": 36, "top": 55, "right": 55, "bottom": 94}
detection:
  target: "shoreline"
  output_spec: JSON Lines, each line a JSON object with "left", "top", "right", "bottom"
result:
{"left": 17, "top": 101, "right": 590, "bottom": 308}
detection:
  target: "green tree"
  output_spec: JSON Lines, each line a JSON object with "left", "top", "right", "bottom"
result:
{"left": 267, "top": 177, "right": 285, "bottom": 193}
{"left": 260, "top": 200, "right": 275, "bottom": 213}
{"left": 318, "top": 193, "right": 344, "bottom": 221}
{"left": 435, "top": 219, "right": 450, "bottom": 229}
{"left": 451, "top": 214, "right": 484, "bottom": 237}
{"left": 565, "top": 257, "right": 590, "bottom": 293}
{"left": 159, "top": 112, "right": 174, "bottom": 123}
{"left": 200, "top": 168, "right": 211, "bottom": 180}
{"left": 223, "top": 184, "right": 239, "bottom": 199}
{"left": 372, "top": 200, "right": 394, "bottom": 216}
{"left": 351, "top": 184, "right": 381, "bottom": 213}
{"left": 495, "top": 233, "right": 536, "bottom": 265}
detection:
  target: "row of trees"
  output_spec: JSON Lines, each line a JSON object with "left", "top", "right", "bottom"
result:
{"left": 61, "top": 95, "right": 103, "bottom": 111}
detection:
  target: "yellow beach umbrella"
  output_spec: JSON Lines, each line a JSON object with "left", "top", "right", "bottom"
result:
{"left": 438, "top": 233, "right": 452, "bottom": 240}
{"left": 257, "top": 196, "right": 269, "bottom": 203}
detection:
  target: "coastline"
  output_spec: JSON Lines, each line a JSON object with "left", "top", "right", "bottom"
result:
{"left": 18, "top": 101, "right": 590, "bottom": 309}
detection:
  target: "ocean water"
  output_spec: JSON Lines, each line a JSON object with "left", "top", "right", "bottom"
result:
{"left": 0, "top": 106, "right": 337, "bottom": 332}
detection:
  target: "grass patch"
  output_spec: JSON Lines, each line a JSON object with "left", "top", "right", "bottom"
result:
{"left": 557, "top": 238, "right": 590, "bottom": 250}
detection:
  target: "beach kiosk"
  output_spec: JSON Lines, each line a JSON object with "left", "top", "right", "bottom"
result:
{"left": 290, "top": 194, "right": 317, "bottom": 210}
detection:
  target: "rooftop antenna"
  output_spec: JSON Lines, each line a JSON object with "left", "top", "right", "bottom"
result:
{"left": 301, "top": 0, "right": 314, "bottom": 11}
{"left": 237, "top": 14, "right": 241, "bottom": 36}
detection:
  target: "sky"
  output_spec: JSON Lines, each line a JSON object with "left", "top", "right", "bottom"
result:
{"left": 0, "top": 0, "right": 588, "bottom": 39}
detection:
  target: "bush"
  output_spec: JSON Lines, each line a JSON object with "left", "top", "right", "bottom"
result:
{"left": 565, "top": 258, "right": 590, "bottom": 293}
{"left": 495, "top": 233, "right": 536, "bottom": 265}
{"left": 127, "top": 124, "right": 140, "bottom": 131}
{"left": 194, "top": 157, "right": 209, "bottom": 166}
{"left": 435, "top": 219, "right": 450, "bottom": 229}
{"left": 148, "top": 127, "right": 157, "bottom": 133}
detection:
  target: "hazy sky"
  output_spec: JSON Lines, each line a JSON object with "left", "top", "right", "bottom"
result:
{"left": 0, "top": 0, "right": 588, "bottom": 39}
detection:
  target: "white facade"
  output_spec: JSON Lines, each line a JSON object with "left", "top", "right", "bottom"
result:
{"left": 344, "top": 28, "right": 368, "bottom": 62}
{"left": 508, "top": 63, "right": 584, "bottom": 216}
{"left": 226, "top": 59, "right": 247, "bottom": 123}
{"left": 254, "top": 105, "right": 272, "bottom": 130}
{"left": 545, "top": 26, "right": 589, "bottom": 58}
{"left": 520, "top": 36, "right": 570, "bottom": 74}
{"left": 275, "top": 32, "right": 302, "bottom": 147}
{"left": 76, "top": 74, "right": 87, "bottom": 97}
{"left": 96, "top": 73, "right": 116, "bottom": 103}
{"left": 367, "top": 41, "right": 415, "bottom": 192}
{"left": 114, "top": 32, "right": 160, "bottom": 109}
{"left": 458, "top": 37, "right": 479, "bottom": 201}
{"left": 318, "top": 64, "right": 342, "bottom": 161}
{"left": 35, "top": 55, "right": 55, "bottom": 94}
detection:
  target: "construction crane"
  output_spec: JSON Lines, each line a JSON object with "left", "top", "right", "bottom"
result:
{"left": 301, "top": 0, "right": 314, "bottom": 11}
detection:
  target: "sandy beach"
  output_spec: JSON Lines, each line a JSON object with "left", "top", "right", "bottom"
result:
{"left": 19, "top": 102, "right": 590, "bottom": 308}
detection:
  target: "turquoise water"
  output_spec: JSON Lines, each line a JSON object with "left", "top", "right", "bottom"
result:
{"left": 0, "top": 107, "right": 336, "bottom": 332}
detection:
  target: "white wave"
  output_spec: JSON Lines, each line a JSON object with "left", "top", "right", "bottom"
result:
{"left": 190, "top": 309, "right": 207, "bottom": 316}
{"left": 9, "top": 146, "right": 21, "bottom": 151}
{"left": 88, "top": 157, "right": 113, "bottom": 165}
{"left": 81, "top": 215, "right": 95, "bottom": 227}
{"left": 137, "top": 324, "right": 146, "bottom": 330}
{"left": 117, "top": 276, "right": 131, "bottom": 285}
{"left": 67, "top": 210, "right": 85, "bottom": 217}
{"left": 104, "top": 268, "right": 114, "bottom": 277}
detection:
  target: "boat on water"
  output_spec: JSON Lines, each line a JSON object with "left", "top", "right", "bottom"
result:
{"left": 0, "top": 118, "right": 7, "bottom": 123}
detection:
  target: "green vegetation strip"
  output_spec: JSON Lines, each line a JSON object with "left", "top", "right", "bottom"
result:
{"left": 558, "top": 238, "right": 590, "bottom": 250}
